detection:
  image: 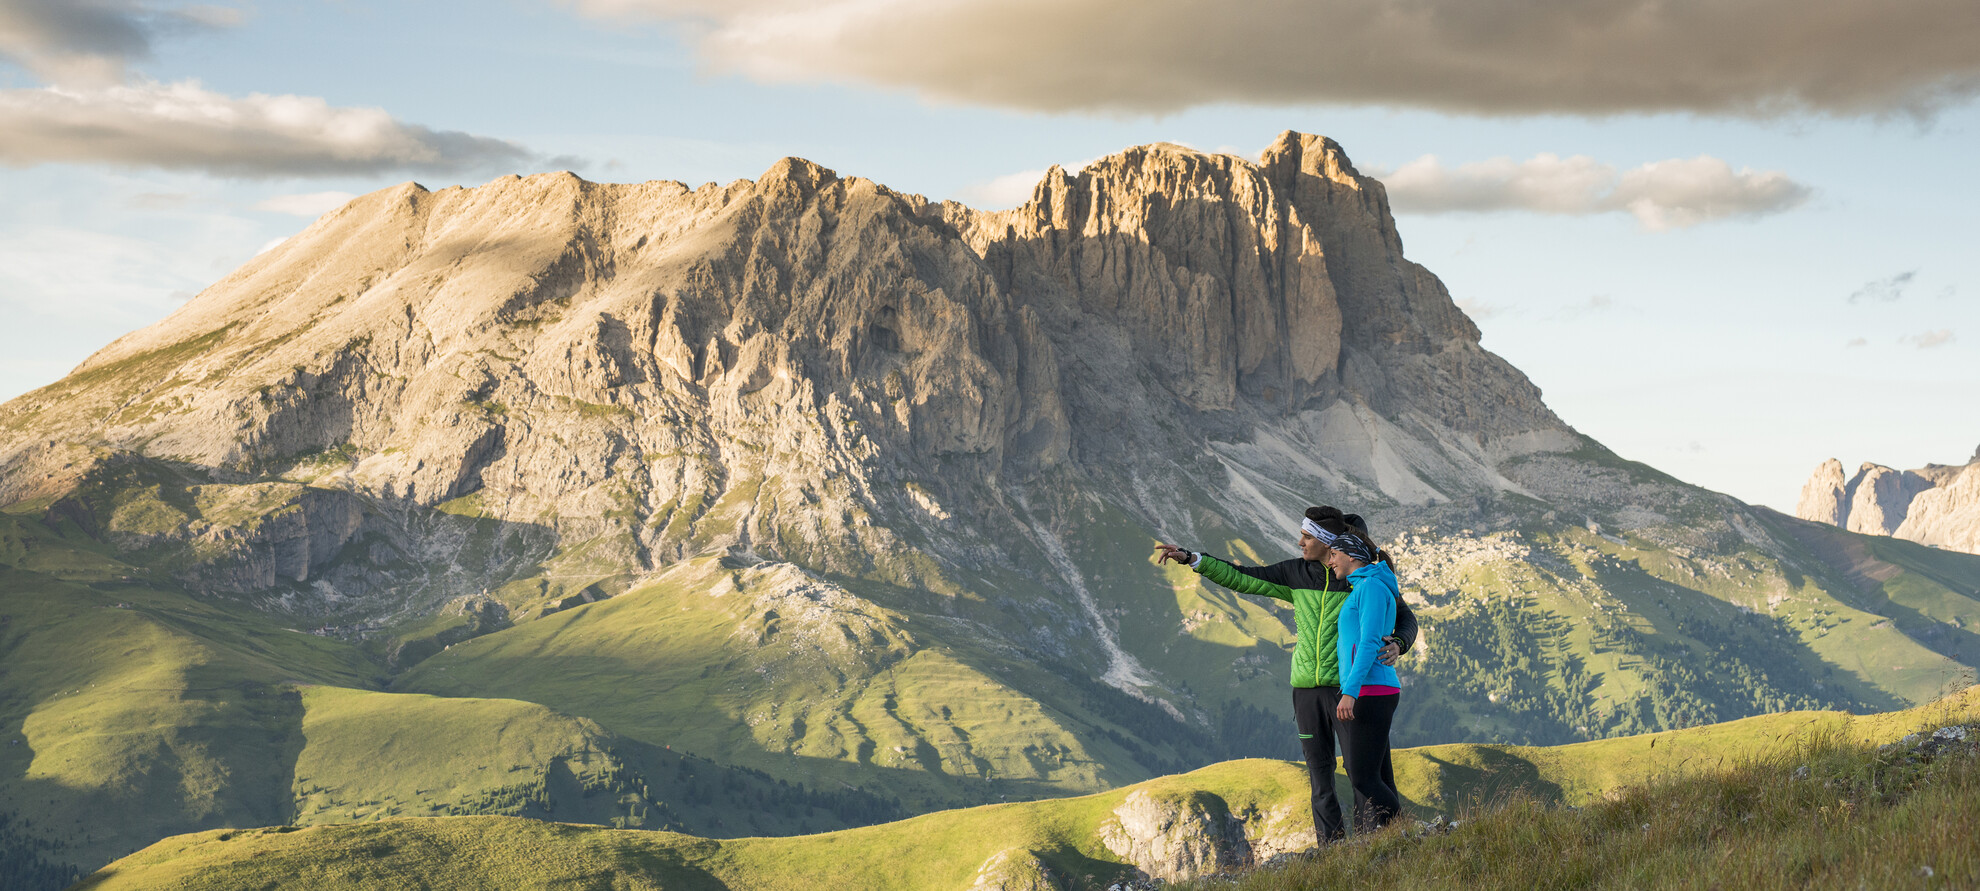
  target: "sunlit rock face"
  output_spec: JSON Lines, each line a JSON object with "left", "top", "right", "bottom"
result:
{"left": 1797, "top": 450, "right": 1980, "bottom": 555}
{"left": 0, "top": 131, "right": 1570, "bottom": 611}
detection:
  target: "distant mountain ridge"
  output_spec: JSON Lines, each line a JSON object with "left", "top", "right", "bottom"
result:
{"left": 4, "top": 131, "right": 1979, "bottom": 889}
{"left": 1796, "top": 448, "right": 1980, "bottom": 555}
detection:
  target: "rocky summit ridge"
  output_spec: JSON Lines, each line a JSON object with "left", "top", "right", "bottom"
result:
{"left": 0, "top": 131, "right": 1565, "bottom": 622}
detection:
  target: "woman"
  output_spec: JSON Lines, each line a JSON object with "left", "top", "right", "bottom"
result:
{"left": 1323, "top": 529, "right": 1404, "bottom": 832}
{"left": 1154, "top": 507, "right": 1415, "bottom": 844}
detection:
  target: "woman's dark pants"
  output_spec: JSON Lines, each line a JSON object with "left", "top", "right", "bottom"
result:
{"left": 1337, "top": 691, "right": 1402, "bottom": 832}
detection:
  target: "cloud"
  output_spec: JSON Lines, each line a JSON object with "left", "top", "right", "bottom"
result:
{"left": 1377, "top": 153, "right": 1810, "bottom": 230}
{"left": 0, "top": 79, "right": 560, "bottom": 177}
{"left": 1901, "top": 329, "right": 1955, "bottom": 348}
{"left": 1849, "top": 270, "right": 1917, "bottom": 303}
{"left": 564, "top": 0, "right": 1980, "bottom": 117}
{"left": 1846, "top": 337, "right": 1868, "bottom": 348}
{"left": 253, "top": 190, "right": 356, "bottom": 216}
{"left": 1454, "top": 297, "right": 1503, "bottom": 320}
{"left": 953, "top": 168, "right": 1047, "bottom": 210}
{"left": 0, "top": 0, "right": 240, "bottom": 85}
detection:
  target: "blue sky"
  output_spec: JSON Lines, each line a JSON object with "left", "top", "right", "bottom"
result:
{"left": 1, "top": 0, "right": 1975, "bottom": 512}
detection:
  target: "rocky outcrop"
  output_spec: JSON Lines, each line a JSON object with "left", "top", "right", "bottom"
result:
{"left": 1797, "top": 450, "right": 1980, "bottom": 555}
{"left": 1092, "top": 791, "right": 1312, "bottom": 882}
{"left": 1845, "top": 464, "right": 1931, "bottom": 535}
{"left": 1796, "top": 458, "right": 1847, "bottom": 526}
{"left": 968, "top": 849, "right": 1061, "bottom": 891}
{"left": 1098, "top": 789, "right": 1246, "bottom": 882}
{"left": 1896, "top": 464, "right": 1980, "bottom": 554}
{"left": 1092, "top": 787, "right": 1322, "bottom": 883}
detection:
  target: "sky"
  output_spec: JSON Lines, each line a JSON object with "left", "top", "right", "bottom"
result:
{"left": 1, "top": 0, "right": 1976, "bottom": 513}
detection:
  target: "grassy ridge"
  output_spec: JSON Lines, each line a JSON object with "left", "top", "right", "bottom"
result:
{"left": 1187, "top": 689, "right": 1980, "bottom": 891}
{"left": 75, "top": 688, "right": 1980, "bottom": 891}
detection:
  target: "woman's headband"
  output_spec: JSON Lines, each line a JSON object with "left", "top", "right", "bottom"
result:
{"left": 1330, "top": 532, "right": 1377, "bottom": 564}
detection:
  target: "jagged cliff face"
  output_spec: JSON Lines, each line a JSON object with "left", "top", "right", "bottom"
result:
{"left": 1797, "top": 451, "right": 1980, "bottom": 555}
{"left": 0, "top": 131, "right": 1566, "bottom": 615}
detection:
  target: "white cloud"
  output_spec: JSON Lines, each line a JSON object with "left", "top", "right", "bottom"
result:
{"left": 0, "top": 79, "right": 555, "bottom": 177}
{"left": 563, "top": 0, "right": 1980, "bottom": 117}
{"left": 253, "top": 190, "right": 355, "bottom": 217}
{"left": 953, "top": 168, "right": 1046, "bottom": 210}
{"left": 1901, "top": 329, "right": 1956, "bottom": 348}
{"left": 1377, "top": 153, "right": 1810, "bottom": 230}
{"left": 1381, "top": 154, "right": 1615, "bottom": 215}
{"left": 1846, "top": 337, "right": 1869, "bottom": 348}
{"left": 1607, "top": 157, "right": 1813, "bottom": 231}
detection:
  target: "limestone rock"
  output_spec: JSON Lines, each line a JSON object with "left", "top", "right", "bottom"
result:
{"left": 1795, "top": 450, "right": 1980, "bottom": 555}
{"left": 1096, "top": 789, "right": 1248, "bottom": 882}
{"left": 1896, "top": 464, "right": 1980, "bottom": 554}
{"left": 1844, "top": 463, "right": 1933, "bottom": 535}
{"left": 0, "top": 132, "right": 1574, "bottom": 616}
{"left": 968, "top": 849, "right": 1061, "bottom": 891}
{"left": 1795, "top": 458, "right": 1847, "bottom": 526}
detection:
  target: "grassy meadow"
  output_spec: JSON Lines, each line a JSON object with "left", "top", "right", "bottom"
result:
{"left": 72, "top": 686, "right": 1980, "bottom": 890}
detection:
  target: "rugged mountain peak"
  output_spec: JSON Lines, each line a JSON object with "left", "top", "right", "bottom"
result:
{"left": 0, "top": 131, "right": 1574, "bottom": 616}
{"left": 1796, "top": 452, "right": 1980, "bottom": 554}
{"left": 1796, "top": 457, "right": 1848, "bottom": 525}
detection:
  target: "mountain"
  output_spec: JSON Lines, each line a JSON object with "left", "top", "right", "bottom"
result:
{"left": 1797, "top": 449, "right": 1980, "bottom": 555}
{"left": 5, "top": 131, "right": 1980, "bottom": 887}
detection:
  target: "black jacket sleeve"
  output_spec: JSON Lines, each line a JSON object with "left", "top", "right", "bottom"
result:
{"left": 1390, "top": 597, "right": 1418, "bottom": 654}
{"left": 1219, "top": 558, "right": 1330, "bottom": 590}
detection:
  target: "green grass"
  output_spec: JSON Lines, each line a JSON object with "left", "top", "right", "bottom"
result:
{"left": 395, "top": 557, "right": 1132, "bottom": 806}
{"left": 1180, "top": 689, "right": 1980, "bottom": 891}
{"left": 0, "top": 515, "right": 379, "bottom": 877}
{"left": 73, "top": 688, "right": 1980, "bottom": 891}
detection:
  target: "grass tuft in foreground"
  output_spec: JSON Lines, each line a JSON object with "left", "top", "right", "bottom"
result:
{"left": 1185, "top": 716, "right": 1980, "bottom": 891}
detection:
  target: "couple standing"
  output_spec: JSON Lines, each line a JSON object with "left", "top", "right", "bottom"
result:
{"left": 1156, "top": 506, "right": 1411, "bottom": 843}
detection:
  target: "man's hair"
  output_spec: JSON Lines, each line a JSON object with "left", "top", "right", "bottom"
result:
{"left": 1304, "top": 506, "right": 1351, "bottom": 538}
{"left": 1308, "top": 505, "right": 1395, "bottom": 570}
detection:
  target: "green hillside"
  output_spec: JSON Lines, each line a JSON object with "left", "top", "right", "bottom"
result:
{"left": 10, "top": 478, "right": 1980, "bottom": 890}
{"left": 72, "top": 687, "right": 1980, "bottom": 890}
{"left": 0, "top": 514, "right": 900, "bottom": 888}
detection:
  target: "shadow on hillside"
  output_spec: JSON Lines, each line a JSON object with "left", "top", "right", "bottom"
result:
{"left": 1775, "top": 516, "right": 1980, "bottom": 680}
{"left": 1408, "top": 748, "right": 1565, "bottom": 813}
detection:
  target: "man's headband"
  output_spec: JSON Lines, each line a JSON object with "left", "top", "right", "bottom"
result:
{"left": 1300, "top": 517, "right": 1337, "bottom": 545}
